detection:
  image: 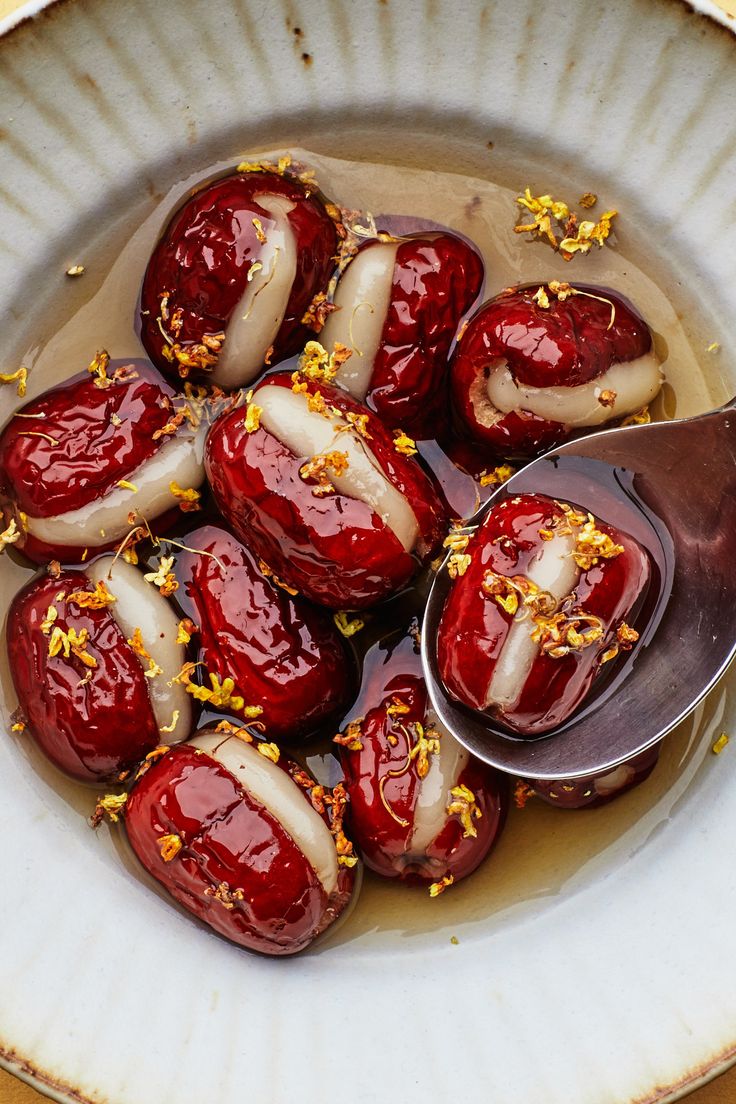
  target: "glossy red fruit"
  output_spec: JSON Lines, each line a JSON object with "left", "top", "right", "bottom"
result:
{"left": 125, "top": 730, "right": 357, "bottom": 956}
{"left": 326, "top": 233, "right": 483, "bottom": 434}
{"left": 519, "top": 743, "right": 661, "bottom": 809}
{"left": 7, "top": 570, "right": 160, "bottom": 782}
{"left": 438, "top": 493, "right": 651, "bottom": 737}
{"left": 173, "top": 525, "right": 355, "bottom": 740}
{"left": 0, "top": 360, "right": 202, "bottom": 564}
{"left": 140, "top": 169, "right": 339, "bottom": 385}
{"left": 337, "top": 626, "right": 507, "bottom": 882}
{"left": 205, "top": 372, "right": 447, "bottom": 609}
{"left": 451, "top": 283, "right": 656, "bottom": 456}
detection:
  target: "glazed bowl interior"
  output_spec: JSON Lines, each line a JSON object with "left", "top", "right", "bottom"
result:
{"left": 0, "top": 2, "right": 735, "bottom": 1104}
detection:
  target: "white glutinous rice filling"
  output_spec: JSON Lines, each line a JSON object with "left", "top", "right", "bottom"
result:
{"left": 485, "top": 353, "right": 662, "bottom": 428}
{"left": 191, "top": 731, "right": 339, "bottom": 896}
{"left": 408, "top": 709, "right": 470, "bottom": 856}
{"left": 320, "top": 242, "right": 400, "bottom": 400}
{"left": 212, "top": 195, "right": 299, "bottom": 388}
{"left": 593, "top": 763, "right": 636, "bottom": 797}
{"left": 85, "top": 555, "right": 191, "bottom": 740}
{"left": 25, "top": 427, "right": 205, "bottom": 548}
{"left": 257, "top": 386, "right": 419, "bottom": 552}
{"left": 486, "top": 528, "right": 580, "bottom": 712}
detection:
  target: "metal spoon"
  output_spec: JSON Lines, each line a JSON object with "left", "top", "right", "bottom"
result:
{"left": 421, "top": 399, "right": 736, "bottom": 780}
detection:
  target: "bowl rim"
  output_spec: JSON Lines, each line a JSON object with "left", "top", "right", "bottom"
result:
{"left": 0, "top": 1, "right": 735, "bottom": 1102}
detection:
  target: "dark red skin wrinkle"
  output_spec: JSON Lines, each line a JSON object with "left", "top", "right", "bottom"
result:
{"left": 205, "top": 374, "right": 447, "bottom": 609}
{"left": 341, "top": 674, "right": 424, "bottom": 873}
{"left": 0, "top": 364, "right": 177, "bottom": 518}
{"left": 450, "top": 284, "right": 654, "bottom": 456}
{"left": 363, "top": 234, "right": 484, "bottom": 434}
{"left": 7, "top": 571, "right": 160, "bottom": 783}
{"left": 125, "top": 741, "right": 354, "bottom": 956}
{"left": 523, "top": 742, "right": 661, "bottom": 810}
{"left": 140, "top": 171, "right": 339, "bottom": 383}
{"left": 339, "top": 645, "right": 507, "bottom": 883}
{"left": 438, "top": 494, "right": 651, "bottom": 737}
{"left": 173, "top": 525, "right": 355, "bottom": 740}
{"left": 463, "top": 284, "right": 652, "bottom": 389}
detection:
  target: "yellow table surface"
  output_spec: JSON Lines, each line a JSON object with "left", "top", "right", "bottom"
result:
{"left": 6, "top": 1065, "right": 730, "bottom": 1104}
{"left": 0, "top": 0, "right": 735, "bottom": 1100}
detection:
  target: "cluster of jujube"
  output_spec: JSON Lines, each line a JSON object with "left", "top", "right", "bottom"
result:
{"left": 0, "top": 160, "right": 664, "bottom": 956}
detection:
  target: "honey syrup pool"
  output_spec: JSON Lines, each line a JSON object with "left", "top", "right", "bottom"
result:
{"left": 0, "top": 146, "right": 733, "bottom": 955}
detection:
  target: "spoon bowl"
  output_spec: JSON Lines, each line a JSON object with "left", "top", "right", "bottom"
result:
{"left": 422, "top": 400, "right": 736, "bottom": 779}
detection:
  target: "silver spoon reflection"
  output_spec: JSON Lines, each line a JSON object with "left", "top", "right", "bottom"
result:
{"left": 421, "top": 399, "right": 736, "bottom": 780}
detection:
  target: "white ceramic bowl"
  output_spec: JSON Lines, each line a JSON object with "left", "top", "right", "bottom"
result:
{"left": 0, "top": 2, "right": 735, "bottom": 1102}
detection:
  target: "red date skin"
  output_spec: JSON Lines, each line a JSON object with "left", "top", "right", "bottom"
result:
{"left": 338, "top": 628, "right": 507, "bottom": 882}
{"left": 438, "top": 494, "right": 651, "bottom": 736}
{"left": 521, "top": 742, "right": 661, "bottom": 810}
{"left": 205, "top": 373, "right": 447, "bottom": 609}
{"left": 7, "top": 571, "right": 160, "bottom": 782}
{"left": 0, "top": 363, "right": 181, "bottom": 563}
{"left": 362, "top": 234, "right": 483, "bottom": 434}
{"left": 125, "top": 739, "right": 355, "bottom": 956}
{"left": 451, "top": 284, "right": 653, "bottom": 456}
{"left": 0, "top": 364, "right": 175, "bottom": 517}
{"left": 140, "top": 171, "right": 339, "bottom": 383}
{"left": 173, "top": 525, "right": 355, "bottom": 740}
